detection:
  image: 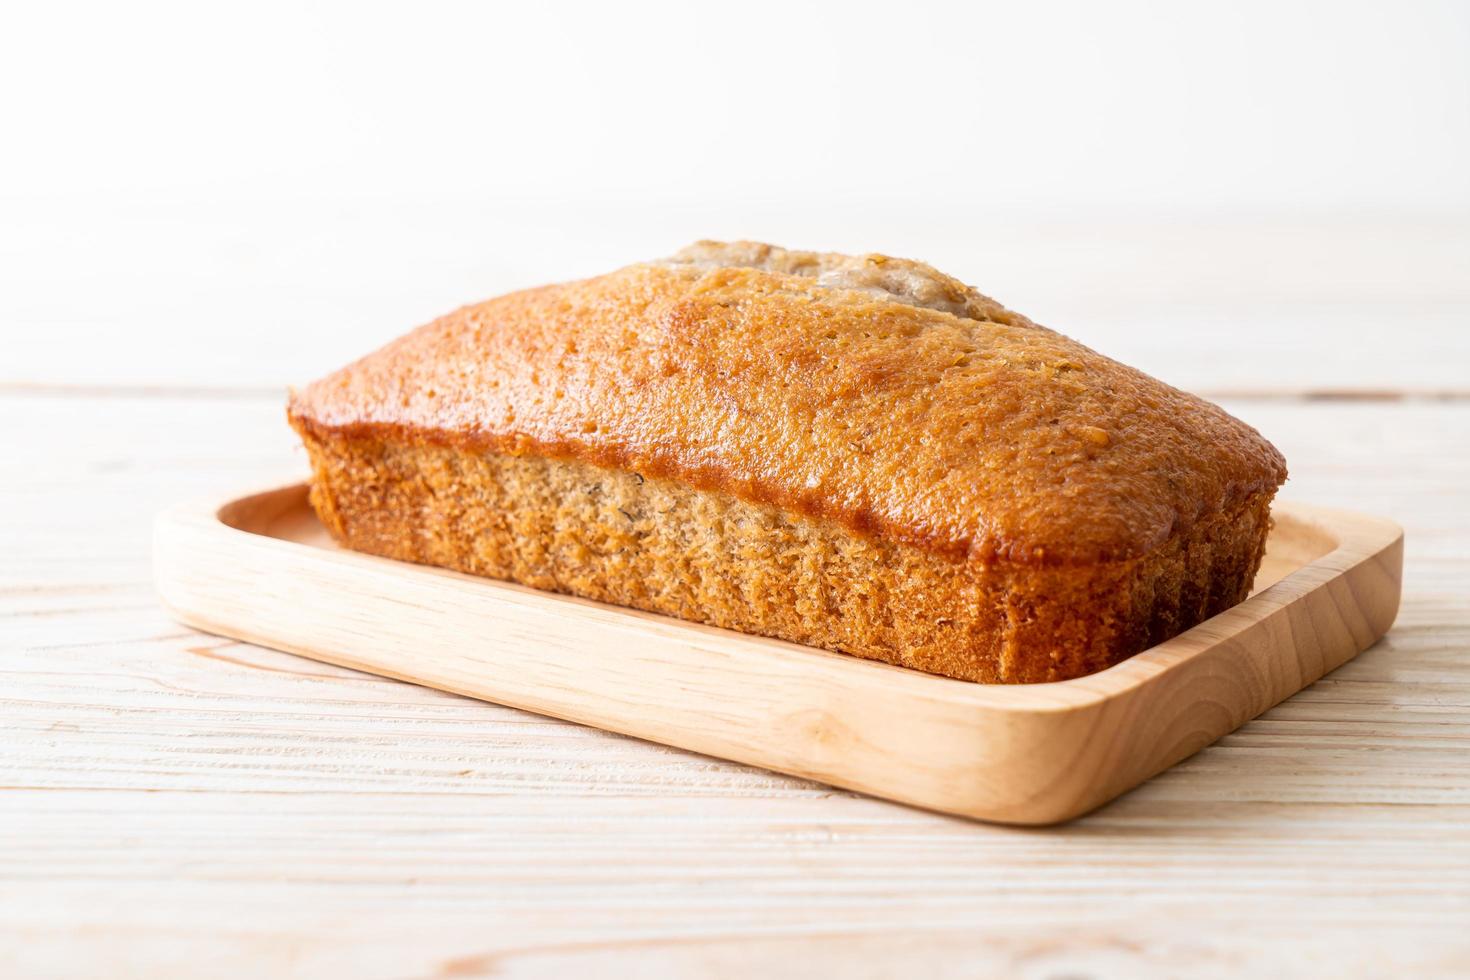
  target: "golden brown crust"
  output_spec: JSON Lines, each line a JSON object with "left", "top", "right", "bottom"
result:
{"left": 287, "top": 240, "right": 1287, "bottom": 682}
{"left": 289, "top": 242, "right": 1285, "bottom": 567}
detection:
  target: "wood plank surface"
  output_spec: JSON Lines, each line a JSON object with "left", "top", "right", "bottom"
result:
{"left": 4, "top": 391, "right": 1469, "bottom": 977}
{"left": 3, "top": 211, "right": 1470, "bottom": 978}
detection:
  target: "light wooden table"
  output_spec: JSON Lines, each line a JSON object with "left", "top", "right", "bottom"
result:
{"left": 3, "top": 207, "right": 1468, "bottom": 977}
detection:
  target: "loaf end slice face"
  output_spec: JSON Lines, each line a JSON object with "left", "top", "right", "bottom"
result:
{"left": 288, "top": 242, "right": 1287, "bottom": 683}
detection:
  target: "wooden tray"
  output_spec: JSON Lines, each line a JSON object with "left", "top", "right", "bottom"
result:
{"left": 154, "top": 485, "right": 1402, "bottom": 825}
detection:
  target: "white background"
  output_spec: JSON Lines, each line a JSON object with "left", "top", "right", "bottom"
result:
{"left": 4, "top": 0, "right": 1468, "bottom": 391}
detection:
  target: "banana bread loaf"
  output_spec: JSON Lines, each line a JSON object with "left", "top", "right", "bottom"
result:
{"left": 288, "top": 241, "right": 1287, "bottom": 683}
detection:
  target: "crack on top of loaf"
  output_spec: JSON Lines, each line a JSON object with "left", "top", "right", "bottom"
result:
{"left": 655, "top": 240, "right": 1016, "bottom": 324}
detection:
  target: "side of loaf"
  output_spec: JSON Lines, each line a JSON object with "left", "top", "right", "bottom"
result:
{"left": 288, "top": 241, "right": 1288, "bottom": 683}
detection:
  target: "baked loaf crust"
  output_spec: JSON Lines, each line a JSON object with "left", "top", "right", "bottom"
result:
{"left": 289, "top": 241, "right": 1287, "bottom": 682}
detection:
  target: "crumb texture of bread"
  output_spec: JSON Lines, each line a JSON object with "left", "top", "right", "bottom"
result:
{"left": 289, "top": 240, "right": 1287, "bottom": 682}
{"left": 298, "top": 435, "right": 1273, "bottom": 683}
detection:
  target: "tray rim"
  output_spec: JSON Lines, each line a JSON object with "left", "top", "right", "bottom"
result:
{"left": 154, "top": 483, "right": 1404, "bottom": 823}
